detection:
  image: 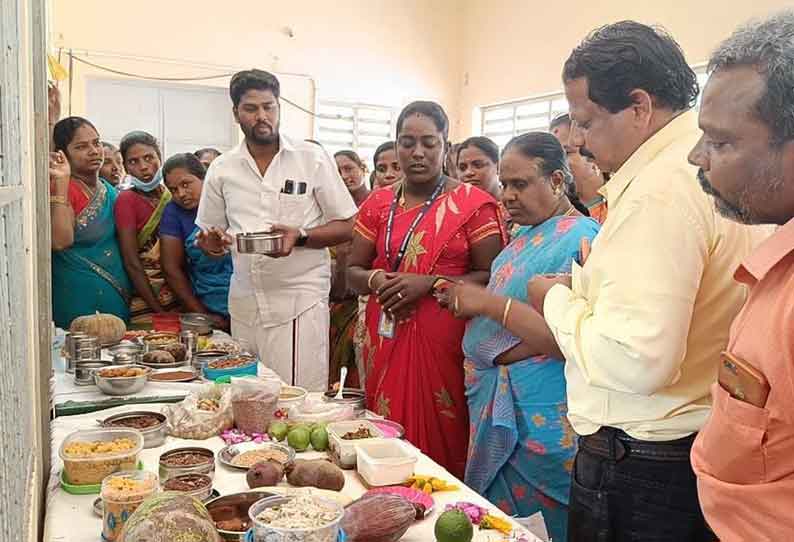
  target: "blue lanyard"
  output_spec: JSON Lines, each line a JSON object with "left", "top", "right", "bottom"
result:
{"left": 384, "top": 177, "right": 446, "bottom": 272}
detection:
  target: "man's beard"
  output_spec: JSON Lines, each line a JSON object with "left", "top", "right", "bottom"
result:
{"left": 697, "top": 169, "right": 752, "bottom": 223}
{"left": 244, "top": 121, "right": 279, "bottom": 145}
{"left": 697, "top": 161, "right": 784, "bottom": 225}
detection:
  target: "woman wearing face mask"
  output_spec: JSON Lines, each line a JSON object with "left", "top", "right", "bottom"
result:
{"left": 372, "top": 141, "right": 403, "bottom": 189}
{"left": 114, "top": 131, "right": 178, "bottom": 325}
{"left": 328, "top": 150, "right": 370, "bottom": 387}
{"left": 444, "top": 132, "right": 599, "bottom": 542}
{"left": 99, "top": 141, "right": 124, "bottom": 186}
{"left": 347, "top": 101, "right": 506, "bottom": 478}
{"left": 160, "top": 153, "right": 233, "bottom": 331}
{"left": 50, "top": 117, "right": 132, "bottom": 327}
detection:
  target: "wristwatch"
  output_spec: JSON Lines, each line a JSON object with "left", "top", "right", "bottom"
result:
{"left": 295, "top": 228, "right": 309, "bottom": 247}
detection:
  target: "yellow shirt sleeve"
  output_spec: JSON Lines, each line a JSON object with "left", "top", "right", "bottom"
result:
{"left": 544, "top": 194, "right": 710, "bottom": 396}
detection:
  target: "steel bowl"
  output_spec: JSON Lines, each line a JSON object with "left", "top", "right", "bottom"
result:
{"left": 73, "top": 360, "right": 112, "bottom": 386}
{"left": 180, "top": 313, "right": 213, "bottom": 336}
{"left": 236, "top": 231, "right": 284, "bottom": 255}
{"left": 93, "top": 364, "right": 151, "bottom": 396}
{"left": 100, "top": 410, "right": 167, "bottom": 448}
{"left": 205, "top": 490, "right": 276, "bottom": 541}
{"left": 159, "top": 447, "right": 216, "bottom": 481}
{"left": 108, "top": 343, "right": 143, "bottom": 365}
{"left": 323, "top": 387, "right": 366, "bottom": 414}
{"left": 161, "top": 473, "right": 214, "bottom": 501}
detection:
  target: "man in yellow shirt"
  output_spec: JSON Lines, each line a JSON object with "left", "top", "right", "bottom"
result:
{"left": 531, "top": 21, "right": 762, "bottom": 541}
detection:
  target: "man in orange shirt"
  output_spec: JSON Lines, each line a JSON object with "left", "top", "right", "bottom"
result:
{"left": 688, "top": 10, "right": 794, "bottom": 540}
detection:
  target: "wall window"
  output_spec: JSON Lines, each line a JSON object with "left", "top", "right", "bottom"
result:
{"left": 479, "top": 65, "right": 710, "bottom": 145}
{"left": 86, "top": 78, "right": 238, "bottom": 156}
{"left": 315, "top": 101, "right": 395, "bottom": 165}
{"left": 480, "top": 93, "right": 569, "bottom": 148}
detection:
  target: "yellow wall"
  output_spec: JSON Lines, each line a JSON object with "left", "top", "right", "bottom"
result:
{"left": 51, "top": 0, "right": 462, "bottom": 140}
{"left": 457, "top": 0, "right": 792, "bottom": 135}
{"left": 53, "top": 0, "right": 793, "bottom": 141}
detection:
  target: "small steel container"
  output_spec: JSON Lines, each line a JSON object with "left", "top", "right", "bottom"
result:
{"left": 93, "top": 364, "right": 151, "bottom": 396}
{"left": 100, "top": 410, "right": 168, "bottom": 449}
{"left": 108, "top": 343, "right": 143, "bottom": 365}
{"left": 205, "top": 491, "right": 275, "bottom": 541}
{"left": 323, "top": 387, "right": 366, "bottom": 414}
{"left": 236, "top": 231, "right": 285, "bottom": 255}
{"left": 69, "top": 335, "right": 100, "bottom": 372}
{"left": 73, "top": 360, "right": 111, "bottom": 386}
{"left": 161, "top": 473, "right": 214, "bottom": 501}
{"left": 180, "top": 313, "right": 213, "bottom": 336}
{"left": 159, "top": 447, "right": 216, "bottom": 482}
{"left": 193, "top": 349, "right": 228, "bottom": 371}
{"left": 180, "top": 330, "right": 198, "bottom": 362}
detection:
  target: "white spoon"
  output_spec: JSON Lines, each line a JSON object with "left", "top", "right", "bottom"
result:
{"left": 335, "top": 366, "right": 348, "bottom": 400}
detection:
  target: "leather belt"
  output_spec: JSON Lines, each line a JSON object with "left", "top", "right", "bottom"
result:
{"left": 579, "top": 427, "right": 696, "bottom": 462}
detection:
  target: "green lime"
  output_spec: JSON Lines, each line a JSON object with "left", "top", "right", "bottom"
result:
{"left": 268, "top": 421, "right": 289, "bottom": 442}
{"left": 287, "top": 427, "right": 311, "bottom": 452}
{"left": 310, "top": 426, "right": 329, "bottom": 451}
{"left": 435, "top": 510, "right": 473, "bottom": 542}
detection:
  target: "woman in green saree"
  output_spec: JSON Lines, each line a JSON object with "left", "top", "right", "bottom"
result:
{"left": 50, "top": 117, "right": 132, "bottom": 328}
{"left": 114, "top": 131, "right": 178, "bottom": 326}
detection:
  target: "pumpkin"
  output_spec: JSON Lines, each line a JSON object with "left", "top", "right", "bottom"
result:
{"left": 70, "top": 312, "right": 126, "bottom": 346}
{"left": 119, "top": 493, "right": 221, "bottom": 542}
{"left": 341, "top": 494, "right": 418, "bottom": 542}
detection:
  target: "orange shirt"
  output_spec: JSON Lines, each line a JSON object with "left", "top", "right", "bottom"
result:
{"left": 691, "top": 219, "right": 794, "bottom": 541}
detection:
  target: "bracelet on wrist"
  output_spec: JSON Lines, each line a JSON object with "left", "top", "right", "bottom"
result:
{"left": 367, "top": 269, "right": 384, "bottom": 291}
{"left": 501, "top": 298, "right": 513, "bottom": 327}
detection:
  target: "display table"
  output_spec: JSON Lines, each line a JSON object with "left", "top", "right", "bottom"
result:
{"left": 43, "top": 403, "right": 542, "bottom": 542}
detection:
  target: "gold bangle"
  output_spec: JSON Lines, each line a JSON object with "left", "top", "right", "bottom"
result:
{"left": 50, "top": 195, "right": 69, "bottom": 205}
{"left": 501, "top": 298, "right": 512, "bottom": 327}
{"left": 367, "top": 269, "right": 384, "bottom": 291}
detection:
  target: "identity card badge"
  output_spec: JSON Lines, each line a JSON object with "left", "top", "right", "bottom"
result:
{"left": 378, "top": 311, "right": 396, "bottom": 339}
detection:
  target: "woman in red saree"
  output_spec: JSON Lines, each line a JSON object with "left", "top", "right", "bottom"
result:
{"left": 348, "top": 101, "right": 505, "bottom": 478}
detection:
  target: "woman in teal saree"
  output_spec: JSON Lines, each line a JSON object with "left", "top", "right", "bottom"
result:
{"left": 51, "top": 117, "right": 132, "bottom": 328}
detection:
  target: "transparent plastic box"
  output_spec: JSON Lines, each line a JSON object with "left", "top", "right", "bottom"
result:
{"left": 59, "top": 428, "right": 144, "bottom": 486}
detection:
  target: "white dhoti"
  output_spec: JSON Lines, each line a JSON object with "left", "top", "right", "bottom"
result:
{"left": 232, "top": 300, "right": 330, "bottom": 392}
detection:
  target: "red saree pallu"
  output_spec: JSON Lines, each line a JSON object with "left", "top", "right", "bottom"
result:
{"left": 356, "top": 182, "right": 504, "bottom": 478}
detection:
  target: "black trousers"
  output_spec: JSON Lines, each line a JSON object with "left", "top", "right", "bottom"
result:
{"left": 567, "top": 427, "right": 716, "bottom": 542}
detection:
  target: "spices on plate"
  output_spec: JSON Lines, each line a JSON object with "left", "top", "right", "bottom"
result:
{"left": 98, "top": 367, "right": 146, "bottom": 378}
{"left": 255, "top": 495, "right": 340, "bottom": 529}
{"left": 341, "top": 426, "right": 374, "bottom": 440}
{"left": 231, "top": 448, "right": 289, "bottom": 468}
{"left": 149, "top": 370, "right": 196, "bottom": 382}
{"left": 106, "top": 415, "right": 161, "bottom": 430}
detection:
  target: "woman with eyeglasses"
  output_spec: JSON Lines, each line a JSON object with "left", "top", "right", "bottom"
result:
{"left": 346, "top": 101, "right": 506, "bottom": 478}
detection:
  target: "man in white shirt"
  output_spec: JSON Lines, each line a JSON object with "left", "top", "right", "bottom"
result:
{"left": 196, "top": 69, "right": 357, "bottom": 391}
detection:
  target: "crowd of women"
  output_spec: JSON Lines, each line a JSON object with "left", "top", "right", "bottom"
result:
{"left": 49, "top": 11, "right": 794, "bottom": 540}
{"left": 48, "top": 101, "right": 596, "bottom": 539}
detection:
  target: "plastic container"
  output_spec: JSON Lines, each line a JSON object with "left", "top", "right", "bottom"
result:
{"left": 152, "top": 312, "right": 181, "bottom": 333}
{"left": 248, "top": 495, "right": 344, "bottom": 542}
{"left": 327, "top": 421, "right": 384, "bottom": 469}
{"left": 354, "top": 439, "right": 417, "bottom": 487}
{"left": 59, "top": 460, "right": 143, "bottom": 495}
{"left": 100, "top": 469, "right": 158, "bottom": 542}
{"left": 59, "top": 428, "right": 144, "bottom": 486}
{"left": 204, "top": 354, "right": 259, "bottom": 381}
{"left": 274, "top": 386, "right": 307, "bottom": 419}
